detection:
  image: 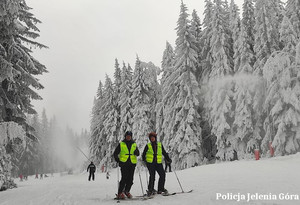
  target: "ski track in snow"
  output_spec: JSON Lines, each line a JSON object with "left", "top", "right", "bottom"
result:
{"left": 1, "top": 154, "right": 300, "bottom": 205}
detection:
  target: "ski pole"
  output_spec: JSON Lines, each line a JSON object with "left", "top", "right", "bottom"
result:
{"left": 117, "top": 165, "right": 120, "bottom": 192}
{"left": 138, "top": 167, "right": 145, "bottom": 196}
{"left": 145, "top": 167, "right": 149, "bottom": 188}
{"left": 75, "top": 146, "right": 90, "bottom": 161}
{"left": 143, "top": 162, "right": 149, "bottom": 188}
{"left": 173, "top": 169, "right": 184, "bottom": 193}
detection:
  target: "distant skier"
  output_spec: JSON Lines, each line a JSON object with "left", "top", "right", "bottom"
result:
{"left": 87, "top": 161, "right": 96, "bottom": 181}
{"left": 106, "top": 171, "right": 110, "bottom": 179}
{"left": 40, "top": 173, "right": 43, "bottom": 179}
{"left": 142, "top": 132, "right": 172, "bottom": 196}
{"left": 113, "top": 131, "right": 139, "bottom": 199}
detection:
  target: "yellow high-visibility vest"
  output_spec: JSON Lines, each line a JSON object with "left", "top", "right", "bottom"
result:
{"left": 119, "top": 142, "right": 137, "bottom": 164}
{"left": 146, "top": 142, "right": 162, "bottom": 163}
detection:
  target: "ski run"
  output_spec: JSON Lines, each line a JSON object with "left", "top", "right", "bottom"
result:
{"left": 1, "top": 153, "right": 300, "bottom": 205}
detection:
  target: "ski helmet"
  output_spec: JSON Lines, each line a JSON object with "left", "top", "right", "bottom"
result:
{"left": 124, "top": 131, "right": 133, "bottom": 138}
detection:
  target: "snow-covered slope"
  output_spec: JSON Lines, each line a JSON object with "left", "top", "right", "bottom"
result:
{"left": 1, "top": 154, "right": 300, "bottom": 205}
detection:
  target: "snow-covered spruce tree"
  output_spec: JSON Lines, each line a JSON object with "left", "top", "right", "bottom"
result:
{"left": 232, "top": 74, "right": 265, "bottom": 159}
{"left": 27, "top": 113, "right": 41, "bottom": 174}
{"left": 0, "top": 122, "right": 26, "bottom": 190}
{"left": 233, "top": 0, "right": 266, "bottom": 159}
{"left": 101, "top": 75, "right": 119, "bottom": 168}
{"left": 200, "top": 0, "right": 214, "bottom": 81}
{"left": 89, "top": 81, "right": 105, "bottom": 165}
{"left": 198, "top": 0, "right": 216, "bottom": 160}
{"left": 203, "top": 0, "right": 234, "bottom": 161}
{"left": 132, "top": 56, "right": 152, "bottom": 148}
{"left": 156, "top": 42, "right": 175, "bottom": 143}
{"left": 0, "top": 0, "right": 46, "bottom": 186}
{"left": 38, "top": 108, "right": 50, "bottom": 173}
{"left": 19, "top": 137, "right": 36, "bottom": 177}
{"left": 204, "top": 76, "right": 235, "bottom": 161}
{"left": 286, "top": 0, "right": 300, "bottom": 39}
{"left": 237, "top": 0, "right": 255, "bottom": 73}
{"left": 30, "top": 114, "right": 41, "bottom": 138}
{"left": 40, "top": 109, "right": 48, "bottom": 140}
{"left": 229, "top": 0, "right": 241, "bottom": 73}
{"left": 165, "top": 2, "right": 203, "bottom": 169}
{"left": 190, "top": 9, "right": 203, "bottom": 81}
{"left": 0, "top": 0, "right": 47, "bottom": 131}
{"left": 223, "top": 0, "right": 230, "bottom": 15}
{"left": 279, "top": 15, "right": 298, "bottom": 54}
{"left": 253, "top": 0, "right": 284, "bottom": 75}
{"left": 140, "top": 61, "right": 160, "bottom": 136}
{"left": 261, "top": 32, "right": 300, "bottom": 156}
{"left": 119, "top": 62, "right": 133, "bottom": 136}
{"left": 113, "top": 59, "right": 122, "bottom": 140}
{"left": 209, "top": 0, "right": 234, "bottom": 78}
{"left": 161, "top": 42, "right": 175, "bottom": 80}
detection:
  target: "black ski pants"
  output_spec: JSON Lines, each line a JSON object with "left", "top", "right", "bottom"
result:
{"left": 88, "top": 171, "right": 95, "bottom": 181}
{"left": 118, "top": 164, "right": 136, "bottom": 194}
{"left": 147, "top": 162, "right": 166, "bottom": 192}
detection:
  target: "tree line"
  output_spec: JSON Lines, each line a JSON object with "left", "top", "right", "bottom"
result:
{"left": 90, "top": 0, "right": 300, "bottom": 170}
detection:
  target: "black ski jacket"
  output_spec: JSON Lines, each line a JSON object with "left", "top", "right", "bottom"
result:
{"left": 87, "top": 163, "right": 96, "bottom": 173}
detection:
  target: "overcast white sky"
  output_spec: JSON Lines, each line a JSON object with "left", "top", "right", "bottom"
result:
{"left": 28, "top": 0, "right": 244, "bottom": 133}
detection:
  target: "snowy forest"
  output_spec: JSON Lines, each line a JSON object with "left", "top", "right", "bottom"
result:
{"left": 90, "top": 0, "right": 300, "bottom": 170}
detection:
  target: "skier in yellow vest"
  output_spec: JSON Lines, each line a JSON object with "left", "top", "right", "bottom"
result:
{"left": 142, "top": 132, "right": 172, "bottom": 196}
{"left": 113, "top": 131, "right": 139, "bottom": 199}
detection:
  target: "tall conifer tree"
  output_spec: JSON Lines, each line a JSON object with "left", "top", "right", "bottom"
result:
{"left": 167, "top": 2, "right": 203, "bottom": 169}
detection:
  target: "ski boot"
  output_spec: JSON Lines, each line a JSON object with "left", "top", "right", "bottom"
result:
{"left": 116, "top": 192, "right": 125, "bottom": 200}
{"left": 157, "top": 188, "right": 168, "bottom": 195}
{"left": 124, "top": 191, "right": 132, "bottom": 199}
{"left": 147, "top": 189, "right": 156, "bottom": 197}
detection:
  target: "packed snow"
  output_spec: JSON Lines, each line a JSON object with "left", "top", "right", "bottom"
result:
{"left": 1, "top": 153, "right": 300, "bottom": 205}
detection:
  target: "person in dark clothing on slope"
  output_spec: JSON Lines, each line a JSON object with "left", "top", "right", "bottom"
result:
{"left": 142, "top": 132, "right": 172, "bottom": 196}
{"left": 87, "top": 161, "right": 96, "bottom": 181}
{"left": 113, "top": 131, "right": 140, "bottom": 199}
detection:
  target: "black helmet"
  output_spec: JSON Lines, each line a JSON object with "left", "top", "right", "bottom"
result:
{"left": 124, "top": 131, "right": 133, "bottom": 138}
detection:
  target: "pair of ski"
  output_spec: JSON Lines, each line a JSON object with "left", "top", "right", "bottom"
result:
{"left": 114, "top": 189, "right": 193, "bottom": 202}
{"left": 140, "top": 189, "right": 193, "bottom": 197}
{"left": 114, "top": 195, "right": 154, "bottom": 203}
{"left": 160, "top": 189, "right": 193, "bottom": 197}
